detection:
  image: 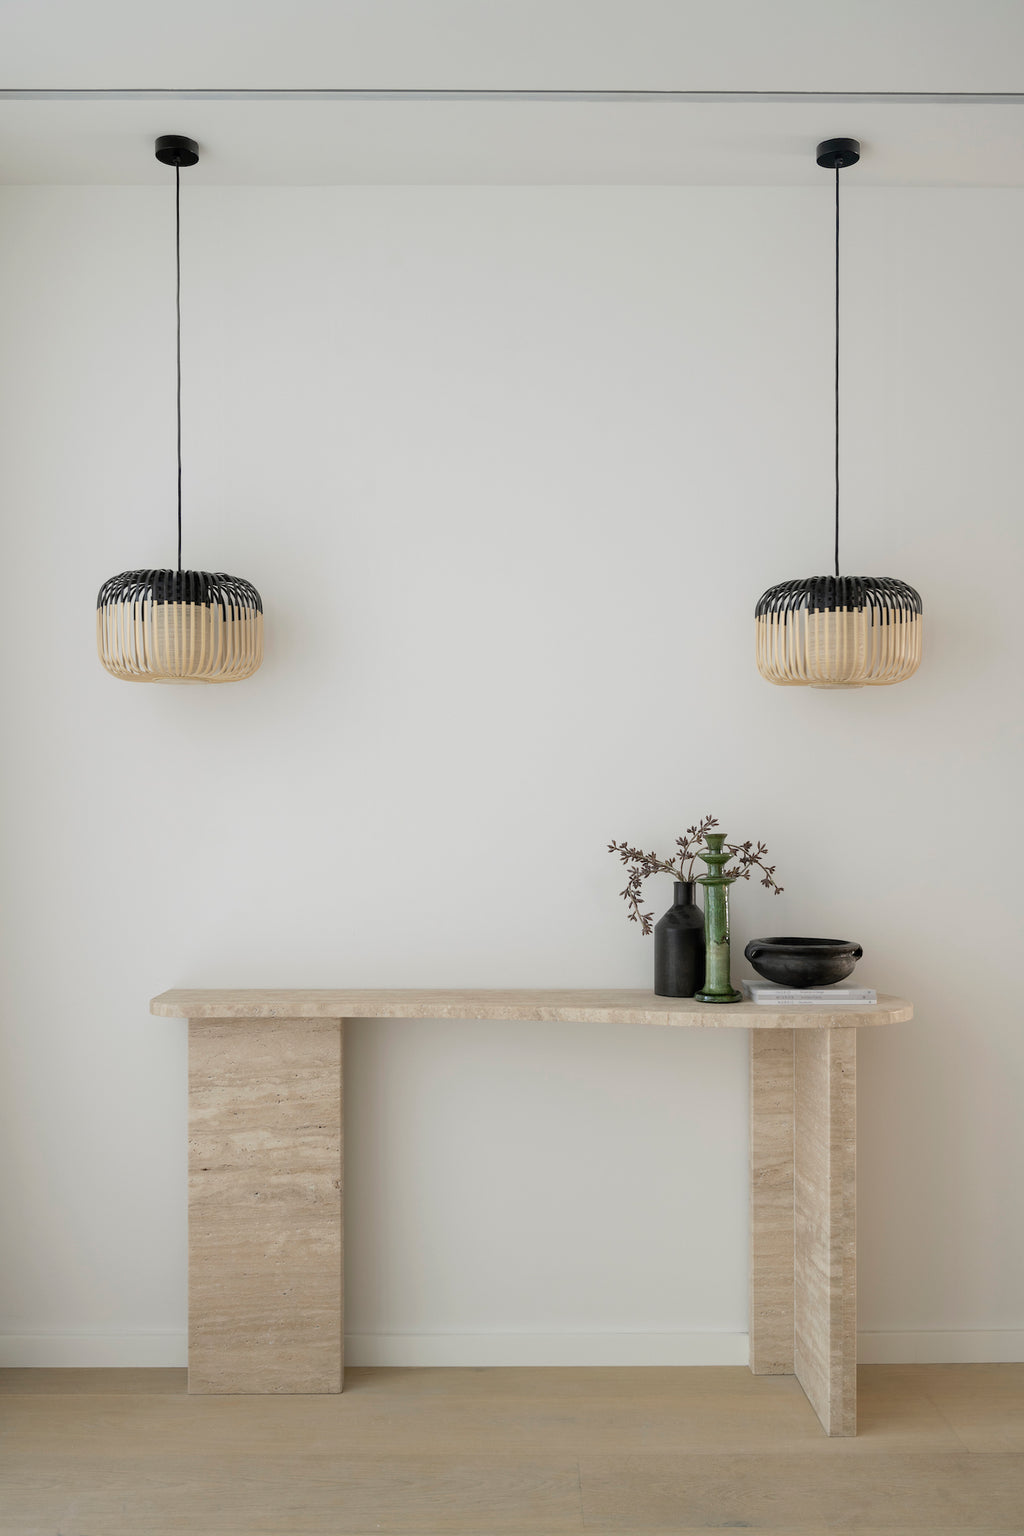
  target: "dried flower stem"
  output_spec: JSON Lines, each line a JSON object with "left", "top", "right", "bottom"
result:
{"left": 608, "top": 814, "right": 783, "bottom": 935}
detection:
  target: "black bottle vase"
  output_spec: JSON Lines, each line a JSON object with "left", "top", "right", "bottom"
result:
{"left": 654, "top": 881, "right": 706, "bottom": 998}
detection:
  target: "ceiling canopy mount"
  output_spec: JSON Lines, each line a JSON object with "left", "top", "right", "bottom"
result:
{"left": 815, "top": 137, "right": 861, "bottom": 170}
{"left": 154, "top": 134, "right": 199, "bottom": 168}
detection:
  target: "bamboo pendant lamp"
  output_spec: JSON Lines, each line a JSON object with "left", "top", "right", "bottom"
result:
{"left": 755, "top": 139, "right": 921, "bottom": 689}
{"left": 97, "top": 136, "right": 263, "bottom": 684}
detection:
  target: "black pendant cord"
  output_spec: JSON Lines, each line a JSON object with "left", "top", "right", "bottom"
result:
{"left": 835, "top": 162, "right": 841, "bottom": 580}
{"left": 175, "top": 163, "right": 182, "bottom": 574}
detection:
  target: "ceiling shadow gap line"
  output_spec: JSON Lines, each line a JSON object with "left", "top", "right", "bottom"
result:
{"left": 3, "top": 89, "right": 1024, "bottom": 105}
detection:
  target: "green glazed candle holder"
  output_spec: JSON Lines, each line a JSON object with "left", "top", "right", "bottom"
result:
{"left": 694, "top": 833, "right": 742, "bottom": 1004}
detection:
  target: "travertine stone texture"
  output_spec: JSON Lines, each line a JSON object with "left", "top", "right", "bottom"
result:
{"left": 793, "top": 1027, "right": 857, "bottom": 1436}
{"left": 160, "top": 989, "right": 905, "bottom": 1423}
{"left": 153, "top": 987, "right": 912, "bottom": 1029}
{"left": 188, "top": 1018, "right": 343, "bottom": 1395}
{"left": 749, "top": 1030, "right": 795, "bottom": 1376}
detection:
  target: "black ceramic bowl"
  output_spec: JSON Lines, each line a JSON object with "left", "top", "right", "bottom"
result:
{"left": 744, "top": 937, "right": 863, "bottom": 988}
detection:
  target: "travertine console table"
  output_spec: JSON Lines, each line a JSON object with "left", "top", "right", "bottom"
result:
{"left": 150, "top": 988, "right": 913, "bottom": 1436}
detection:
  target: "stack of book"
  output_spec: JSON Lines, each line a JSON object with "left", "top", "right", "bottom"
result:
{"left": 741, "top": 979, "right": 877, "bottom": 1005}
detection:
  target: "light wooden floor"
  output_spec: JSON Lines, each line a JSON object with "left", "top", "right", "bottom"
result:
{"left": 1, "top": 1364, "right": 1023, "bottom": 1534}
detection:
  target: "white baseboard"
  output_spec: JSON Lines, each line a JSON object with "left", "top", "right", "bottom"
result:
{"left": 2, "top": 1329, "right": 1022, "bottom": 1370}
{"left": 345, "top": 1332, "right": 750, "bottom": 1367}
{"left": 349, "top": 1330, "right": 1024, "bottom": 1367}
{"left": 857, "top": 1330, "right": 1024, "bottom": 1364}
{"left": 0, "top": 1333, "right": 188, "bottom": 1367}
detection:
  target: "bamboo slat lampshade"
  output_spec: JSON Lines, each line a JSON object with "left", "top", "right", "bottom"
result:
{"left": 97, "top": 570, "right": 263, "bottom": 683}
{"left": 755, "top": 139, "right": 922, "bottom": 689}
{"left": 756, "top": 576, "right": 922, "bottom": 688}
{"left": 97, "top": 136, "right": 263, "bottom": 684}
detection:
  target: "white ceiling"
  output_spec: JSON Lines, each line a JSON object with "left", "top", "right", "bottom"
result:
{"left": 4, "top": 0, "right": 1024, "bottom": 93}
{"left": 1, "top": 1, "right": 1023, "bottom": 186}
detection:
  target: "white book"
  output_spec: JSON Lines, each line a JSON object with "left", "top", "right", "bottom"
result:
{"left": 741, "top": 979, "right": 876, "bottom": 1004}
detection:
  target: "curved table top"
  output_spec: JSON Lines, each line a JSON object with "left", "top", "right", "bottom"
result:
{"left": 151, "top": 988, "right": 913, "bottom": 1029}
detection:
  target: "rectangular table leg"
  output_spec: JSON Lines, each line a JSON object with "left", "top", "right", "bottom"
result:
{"left": 749, "top": 1030, "right": 795, "bottom": 1375}
{"left": 793, "top": 1027, "right": 857, "bottom": 1436}
{"left": 188, "top": 1016, "right": 344, "bottom": 1394}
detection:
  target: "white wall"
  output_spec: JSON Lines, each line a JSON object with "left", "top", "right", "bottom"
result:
{"left": 0, "top": 184, "right": 1021, "bottom": 1367}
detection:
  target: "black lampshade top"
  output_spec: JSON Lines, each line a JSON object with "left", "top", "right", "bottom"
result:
{"left": 97, "top": 569, "right": 263, "bottom": 612}
{"left": 755, "top": 576, "right": 922, "bottom": 620}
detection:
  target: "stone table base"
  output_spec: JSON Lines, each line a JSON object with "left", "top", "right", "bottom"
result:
{"left": 153, "top": 988, "right": 913, "bottom": 1433}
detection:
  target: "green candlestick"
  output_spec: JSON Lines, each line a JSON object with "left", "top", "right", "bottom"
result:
{"left": 694, "top": 832, "right": 742, "bottom": 1004}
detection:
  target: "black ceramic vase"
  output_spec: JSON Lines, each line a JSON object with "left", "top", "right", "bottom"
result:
{"left": 654, "top": 882, "right": 706, "bottom": 998}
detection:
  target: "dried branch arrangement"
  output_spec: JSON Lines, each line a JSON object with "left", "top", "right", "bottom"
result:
{"left": 608, "top": 814, "right": 784, "bottom": 935}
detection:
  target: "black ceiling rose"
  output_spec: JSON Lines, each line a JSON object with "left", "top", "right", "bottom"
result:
{"left": 154, "top": 134, "right": 199, "bottom": 167}
{"left": 815, "top": 137, "right": 861, "bottom": 170}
